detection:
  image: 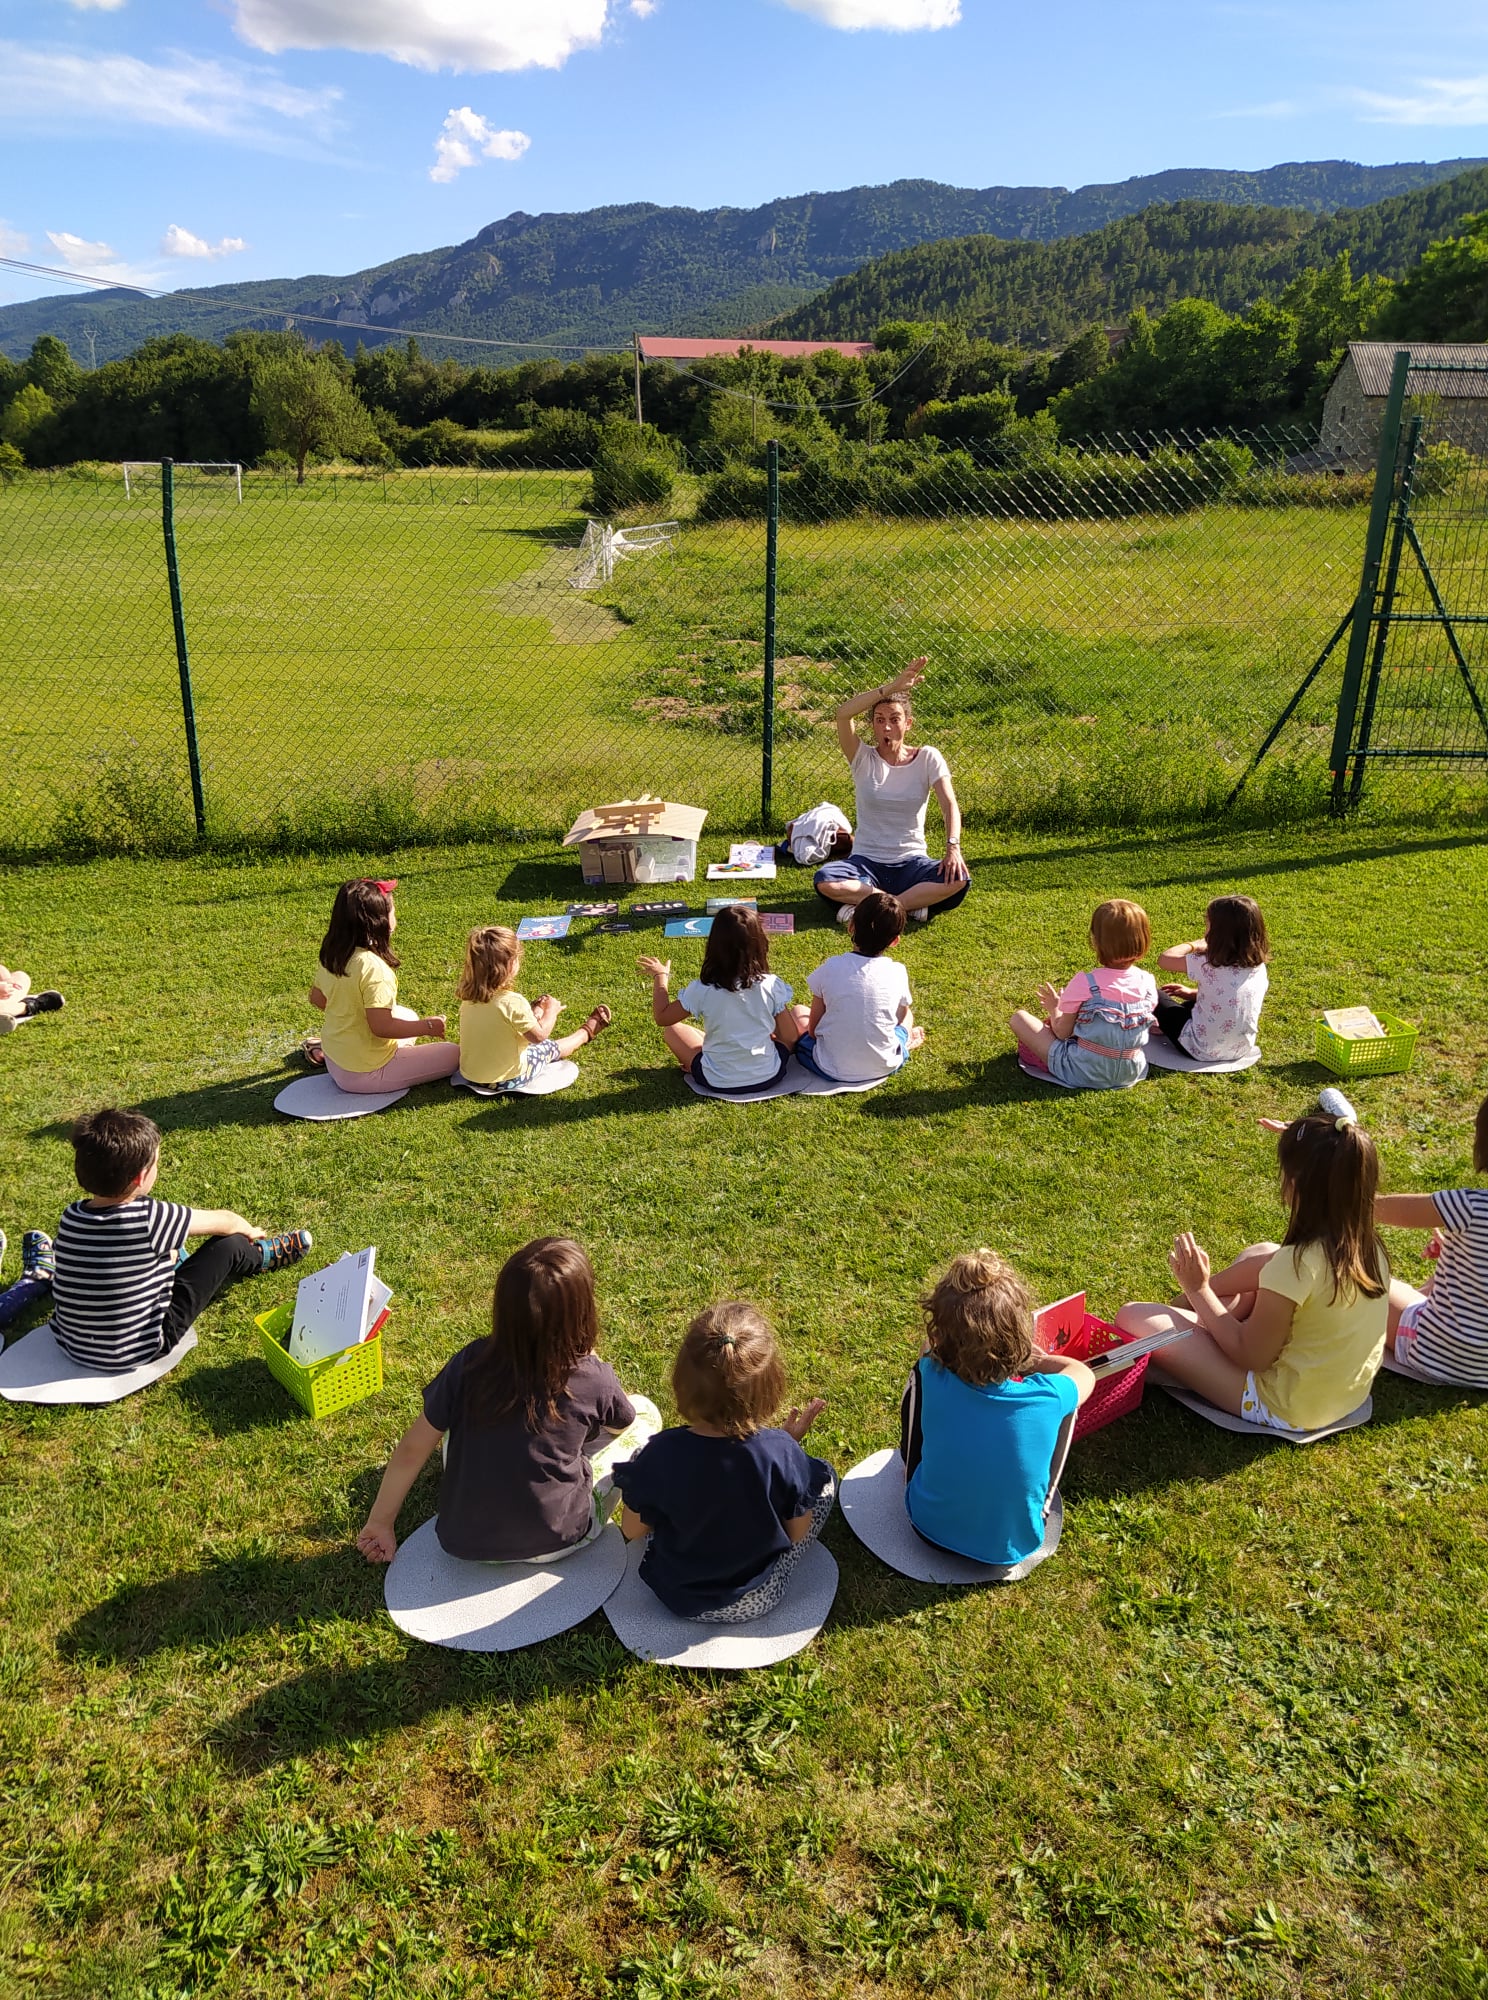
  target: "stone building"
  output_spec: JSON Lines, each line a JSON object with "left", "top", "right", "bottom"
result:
{"left": 1322, "top": 341, "right": 1488, "bottom": 455}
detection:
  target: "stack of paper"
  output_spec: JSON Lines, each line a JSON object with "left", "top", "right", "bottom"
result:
{"left": 289, "top": 1248, "right": 391, "bottom": 1366}
{"left": 1323, "top": 1006, "right": 1386, "bottom": 1040}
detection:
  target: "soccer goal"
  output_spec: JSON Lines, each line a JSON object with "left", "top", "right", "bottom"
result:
{"left": 121, "top": 461, "right": 243, "bottom": 502}
{"left": 569, "top": 518, "right": 678, "bottom": 589}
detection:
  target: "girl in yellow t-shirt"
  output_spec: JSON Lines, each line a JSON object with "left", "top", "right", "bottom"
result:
{"left": 456, "top": 925, "right": 612, "bottom": 1090}
{"left": 309, "top": 878, "right": 461, "bottom": 1094}
{"left": 1116, "top": 1111, "right": 1388, "bottom": 1432}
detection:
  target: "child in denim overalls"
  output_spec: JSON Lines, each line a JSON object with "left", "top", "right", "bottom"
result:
{"left": 1010, "top": 899, "right": 1157, "bottom": 1091}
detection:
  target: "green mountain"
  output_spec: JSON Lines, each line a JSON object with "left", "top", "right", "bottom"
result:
{"left": 771, "top": 167, "right": 1488, "bottom": 347}
{"left": 2, "top": 158, "right": 1484, "bottom": 365}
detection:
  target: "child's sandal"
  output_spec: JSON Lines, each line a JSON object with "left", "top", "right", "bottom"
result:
{"left": 582, "top": 1005, "right": 613, "bottom": 1044}
{"left": 300, "top": 1036, "right": 326, "bottom": 1067}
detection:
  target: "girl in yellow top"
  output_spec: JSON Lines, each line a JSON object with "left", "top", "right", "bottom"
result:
{"left": 456, "top": 925, "right": 612, "bottom": 1090}
{"left": 309, "top": 879, "right": 461, "bottom": 1094}
{"left": 1116, "top": 1110, "right": 1388, "bottom": 1432}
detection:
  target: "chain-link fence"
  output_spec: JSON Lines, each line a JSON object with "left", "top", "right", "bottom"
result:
{"left": 3, "top": 404, "right": 1486, "bottom": 861}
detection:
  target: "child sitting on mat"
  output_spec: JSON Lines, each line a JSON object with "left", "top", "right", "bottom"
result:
{"left": 901, "top": 1251, "right": 1094, "bottom": 1570}
{"left": 639, "top": 906, "right": 800, "bottom": 1095}
{"left": 1115, "top": 1107, "right": 1388, "bottom": 1432}
{"left": 0, "top": 965, "right": 65, "bottom": 1035}
{"left": 308, "top": 878, "right": 460, "bottom": 1094}
{"left": 1010, "top": 898, "right": 1157, "bottom": 1091}
{"left": 457, "top": 925, "right": 612, "bottom": 1091}
{"left": 796, "top": 890, "right": 925, "bottom": 1084}
{"left": 1375, "top": 1091, "right": 1488, "bottom": 1387}
{"left": 1154, "top": 895, "right": 1270, "bottom": 1062}
{"left": 357, "top": 1237, "right": 659, "bottom": 1565}
{"left": 51, "top": 1109, "right": 310, "bottom": 1373}
{"left": 614, "top": 1303, "right": 834, "bottom": 1623}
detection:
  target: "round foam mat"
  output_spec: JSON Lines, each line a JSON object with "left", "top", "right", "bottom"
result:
{"left": 603, "top": 1535, "right": 838, "bottom": 1669}
{"left": 0, "top": 1323, "right": 197, "bottom": 1404}
{"left": 384, "top": 1517, "right": 627, "bottom": 1651}
{"left": 275, "top": 1075, "right": 409, "bottom": 1120}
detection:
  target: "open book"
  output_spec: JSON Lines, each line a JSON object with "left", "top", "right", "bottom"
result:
{"left": 289, "top": 1248, "right": 391, "bottom": 1366}
{"left": 1086, "top": 1325, "right": 1190, "bottom": 1375}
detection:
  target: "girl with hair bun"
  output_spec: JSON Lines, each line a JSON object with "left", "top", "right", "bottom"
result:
{"left": 901, "top": 1251, "right": 1094, "bottom": 1572}
{"left": 614, "top": 1302, "right": 833, "bottom": 1622}
{"left": 308, "top": 877, "right": 461, "bottom": 1092}
{"left": 1116, "top": 1109, "right": 1389, "bottom": 1431}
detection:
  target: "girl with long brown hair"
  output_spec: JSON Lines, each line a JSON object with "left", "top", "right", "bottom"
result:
{"left": 357, "top": 1238, "right": 658, "bottom": 1565}
{"left": 307, "top": 878, "right": 461, "bottom": 1093}
{"left": 1116, "top": 1109, "right": 1389, "bottom": 1432}
{"left": 638, "top": 905, "right": 802, "bottom": 1095}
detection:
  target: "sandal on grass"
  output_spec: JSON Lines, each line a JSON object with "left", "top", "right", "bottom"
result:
{"left": 582, "top": 1005, "right": 613, "bottom": 1044}
{"left": 300, "top": 1037, "right": 326, "bottom": 1067}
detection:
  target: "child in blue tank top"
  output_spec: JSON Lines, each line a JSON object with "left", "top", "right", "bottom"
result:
{"left": 901, "top": 1250, "right": 1094, "bottom": 1573}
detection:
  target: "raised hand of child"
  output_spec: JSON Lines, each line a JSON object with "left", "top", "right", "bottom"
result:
{"left": 782, "top": 1396, "right": 826, "bottom": 1441}
{"left": 356, "top": 1520, "right": 397, "bottom": 1564}
{"left": 1425, "top": 1228, "right": 1445, "bottom": 1262}
{"left": 1035, "top": 980, "right": 1061, "bottom": 1020}
{"left": 637, "top": 955, "right": 671, "bottom": 986}
{"left": 1168, "top": 1231, "right": 1211, "bottom": 1296}
{"left": 423, "top": 1014, "right": 447, "bottom": 1041}
{"left": 1258, "top": 1117, "right": 1289, "bottom": 1133}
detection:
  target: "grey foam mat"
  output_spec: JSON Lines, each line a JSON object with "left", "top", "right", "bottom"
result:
{"left": 384, "top": 1516, "right": 627, "bottom": 1651}
{"left": 450, "top": 1060, "right": 580, "bottom": 1098}
{"left": 684, "top": 1062, "right": 890, "bottom": 1103}
{"left": 275, "top": 1075, "right": 409, "bottom": 1120}
{"left": 604, "top": 1535, "right": 838, "bottom": 1668}
{"left": 840, "top": 1448, "right": 1062, "bottom": 1584}
{"left": 0, "top": 1323, "right": 197, "bottom": 1404}
{"left": 1160, "top": 1381, "right": 1372, "bottom": 1443}
{"left": 1145, "top": 1037, "right": 1262, "bottom": 1074}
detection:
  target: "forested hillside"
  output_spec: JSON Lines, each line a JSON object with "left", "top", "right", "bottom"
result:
{"left": 773, "top": 167, "right": 1488, "bottom": 345}
{"left": 1, "top": 158, "right": 1482, "bottom": 366}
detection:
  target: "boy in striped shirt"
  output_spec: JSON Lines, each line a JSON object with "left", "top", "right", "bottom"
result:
{"left": 51, "top": 1109, "right": 311, "bottom": 1373}
{"left": 1377, "top": 1092, "right": 1488, "bottom": 1388}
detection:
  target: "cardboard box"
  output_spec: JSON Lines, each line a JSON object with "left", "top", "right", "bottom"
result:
{"left": 563, "top": 796, "right": 708, "bottom": 886}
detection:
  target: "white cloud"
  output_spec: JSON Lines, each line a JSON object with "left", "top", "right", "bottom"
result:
{"left": 0, "top": 220, "right": 30, "bottom": 258}
{"left": 45, "top": 229, "right": 161, "bottom": 289}
{"left": 0, "top": 44, "right": 341, "bottom": 150}
{"left": 60, "top": 0, "right": 128, "bottom": 10}
{"left": 629, "top": 0, "right": 658, "bottom": 15}
{"left": 776, "top": 0, "right": 959, "bottom": 27}
{"left": 232, "top": 0, "right": 610, "bottom": 73}
{"left": 429, "top": 107, "right": 531, "bottom": 182}
{"left": 1349, "top": 75, "right": 1488, "bottom": 126}
{"left": 161, "top": 224, "right": 249, "bottom": 259}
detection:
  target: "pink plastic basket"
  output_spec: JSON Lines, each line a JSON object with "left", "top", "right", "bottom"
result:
{"left": 1035, "top": 1292, "right": 1148, "bottom": 1439}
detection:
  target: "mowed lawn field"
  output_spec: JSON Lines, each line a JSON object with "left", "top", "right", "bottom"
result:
{"left": 1, "top": 824, "right": 1486, "bottom": 1999}
{"left": 14, "top": 467, "right": 1488, "bottom": 856}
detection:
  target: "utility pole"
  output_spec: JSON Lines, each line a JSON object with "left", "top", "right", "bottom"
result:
{"left": 633, "top": 333, "right": 643, "bottom": 426}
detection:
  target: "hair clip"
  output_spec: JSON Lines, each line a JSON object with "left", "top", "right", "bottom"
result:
{"left": 715, "top": 1334, "right": 736, "bottom": 1350}
{"left": 370, "top": 878, "right": 398, "bottom": 894}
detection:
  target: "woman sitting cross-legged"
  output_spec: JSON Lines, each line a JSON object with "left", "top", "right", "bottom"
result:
{"left": 1116, "top": 1111, "right": 1389, "bottom": 1434}
{"left": 813, "top": 655, "right": 970, "bottom": 926}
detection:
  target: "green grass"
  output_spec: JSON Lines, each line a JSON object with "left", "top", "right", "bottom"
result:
{"left": 7, "top": 468, "right": 1488, "bottom": 859}
{"left": 2, "top": 827, "right": 1487, "bottom": 1997}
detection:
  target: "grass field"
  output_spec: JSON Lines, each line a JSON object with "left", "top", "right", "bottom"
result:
{"left": 2, "top": 826, "right": 1486, "bottom": 1998}
{"left": 7, "top": 465, "right": 1487, "bottom": 860}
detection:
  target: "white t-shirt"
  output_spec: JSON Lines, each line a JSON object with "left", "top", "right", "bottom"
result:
{"left": 850, "top": 742, "right": 951, "bottom": 863}
{"left": 680, "top": 972, "right": 793, "bottom": 1088}
{"left": 1179, "top": 953, "right": 1269, "bottom": 1063}
{"left": 808, "top": 951, "right": 911, "bottom": 1081}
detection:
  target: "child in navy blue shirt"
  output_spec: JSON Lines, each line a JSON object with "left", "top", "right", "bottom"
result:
{"left": 615, "top": 1302, "right": 833, "bottom": 1622}
{"left": 901, "top": 1250, "right": 1094, "bottom": 1575}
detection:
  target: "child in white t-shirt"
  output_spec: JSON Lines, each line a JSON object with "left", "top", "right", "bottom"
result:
{"left": 1009, "top": 899, "right": 1157, "bottom": 1091}
{"left": 797, "top": 890, "right": 923, "bottom": 1084}
{"left": 1154, "top": 895, "right": 1270, "bottom": 1063}
{"left": 1375, "top": 1091, "right": 1488, "bottom": 1387}
{"left": 639, "top": 907, "right": 800, "bottom": 1095}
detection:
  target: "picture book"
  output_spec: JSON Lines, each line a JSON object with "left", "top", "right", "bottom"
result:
{"left": 600, "top": 919, "right": 633, "bottom": 934}
{"left": 1086, "top": 1326, "right": 1189, "bottom": 1375}
{"left": 706, "top": 896, "right": 757, "bottom": 913}
{"left": 517, "top": 915, "right": 572, "bottom": 941}
{"left": 290, "top": 1248, "right": 381, "bottom": 1367}
{"left": 632, "top": 899, "right": 688, "bottom": 917}
{"left": 568, "top": 901, "right": 619, "bottom": 918}
{"left": 707, "top": 860, "right": 777, "bottom": 880}
{"left": 759, "top": 913, "right": 794, "bottom": 934}
{"left": 665, "top": 916, "right": 713, "bottom": 938}
{"left": 1323, "top": 1006, "right": 1386, "bottom": 1040}
{"left": 728, "top": 842, "right": 778, "bottom": 867}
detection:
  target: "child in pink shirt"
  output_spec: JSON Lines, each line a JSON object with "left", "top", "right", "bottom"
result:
{"left": 1009, "top": 899, "right": 1157, "bottom": 1091}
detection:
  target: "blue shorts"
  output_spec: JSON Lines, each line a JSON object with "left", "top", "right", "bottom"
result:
{"left": 813, "top": 852, "right": 970, "bottom": 915}
{"left": 794, "top": 1024, "right": 910, "bottom": 1082}
{"left": 689, "top": 1041, "right": 791, "bottom": 1096}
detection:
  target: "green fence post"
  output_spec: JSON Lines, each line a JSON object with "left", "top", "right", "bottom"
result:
{"left": 161, "top": 459, "right": 207, "bottom": 839}
{"left": 1348, "top": 414, "right": 1423, "bottom": 808}
{"left": 761, "top": 438, "right": 779, "bottom": 828}
{"left": 1329, "top": 348, "right": 1410, "bottom": 814}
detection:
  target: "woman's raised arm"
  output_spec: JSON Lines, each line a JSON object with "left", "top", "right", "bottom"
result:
{"left": 834, "top": 656, "right": 928, "bottom": 760}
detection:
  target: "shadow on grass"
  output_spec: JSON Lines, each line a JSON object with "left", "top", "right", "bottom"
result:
{"left": 861, "top": 1053, "right": 1094, "bottom": 1119}
{"left": 986, "top": 826, "right": 1486, "bottom": 890}
{"left": 174, "top": 1357, "right": 302, "bottom": 1436}
{"left": 29, "top": 1068, "right": 293, "bottom": 1140}
{"left": 458, "top": 1063, "right": 667, "bottom": 1129}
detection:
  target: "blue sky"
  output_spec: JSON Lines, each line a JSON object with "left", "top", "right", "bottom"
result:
{"left": 2, "top": 0, "right": 1486, "bottom": 310}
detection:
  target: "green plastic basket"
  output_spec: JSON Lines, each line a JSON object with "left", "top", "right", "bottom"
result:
{"left": 1315, "top": 1012, "right": 1418, "bottom": 1078}
{"left": 254, "top": 1301, "right": 384, "bottom": 1419}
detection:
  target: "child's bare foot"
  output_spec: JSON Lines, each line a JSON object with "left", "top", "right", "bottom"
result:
{"left": 582, "top": 1004, "right": 613, "bottom": 1044}
{"left": 908, "top": 1025, "right": 927, "bottom": 1050}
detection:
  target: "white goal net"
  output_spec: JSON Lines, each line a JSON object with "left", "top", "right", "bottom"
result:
{"left": 122, "top": 461, "right": 243, "bottom": 502}
{"left": 569, "top": 518, "right": 677, "bottom": 589}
